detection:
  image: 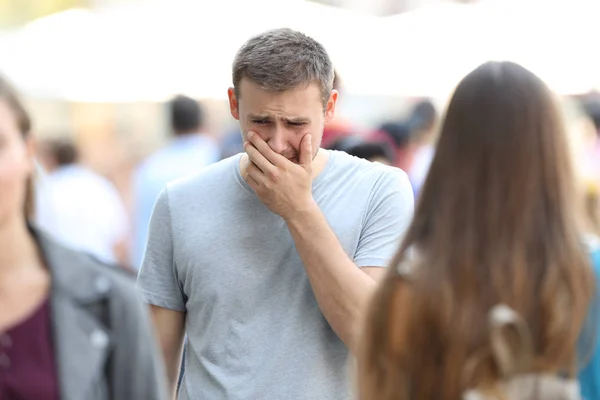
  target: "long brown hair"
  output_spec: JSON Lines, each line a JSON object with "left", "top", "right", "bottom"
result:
{"left": 0, "top": 76, "right": 34, "bottom": 219}
{"left": 358, "top": 62, "right": 595, "bottom": 399}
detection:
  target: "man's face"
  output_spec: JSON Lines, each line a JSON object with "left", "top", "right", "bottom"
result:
{"left": 228, "top": 79, "right": 337, "bottom": 163}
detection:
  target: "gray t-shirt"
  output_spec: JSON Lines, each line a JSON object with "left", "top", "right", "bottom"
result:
{"left": 137, "top": 150, "right": 414, "bottom": 400}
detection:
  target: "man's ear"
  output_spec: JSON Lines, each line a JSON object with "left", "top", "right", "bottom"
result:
{"left": 228, "top": 87, "right": 240, "bottom": 120}
{"left": 324, "top": 90, "right": 338, "bottom": 124}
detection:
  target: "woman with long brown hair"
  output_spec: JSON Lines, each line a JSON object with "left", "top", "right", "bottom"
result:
{"left": 0, "top": 75, "right": 167, "bottom": 399}
{"left": 358, "top": 61, "right": 598, "bottom": 399}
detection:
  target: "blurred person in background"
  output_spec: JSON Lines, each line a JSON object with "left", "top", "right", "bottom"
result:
{"left": 0, "top": 76, "right": 167, "bottom": 399}
{"left": 321, "top": 70, "right": 356, "bottom": 149}
{"left": 358, "top": 62, "right": 600, "bottom": 400}
{"left": 579, "top": 95, "right": 600, "bottom": 235}
{"left": 329, "top": 135, "right": 394, "bottom": 165}
{"left": 219, "top": 123, "right": 244, "bottom": 160}
{"left": 35, "top": 137, "right": 130, "bottom": 266}
{"left": 349, "top": 141, "right": 395, "bottom": 165}
{"left": 137, "top": 28, "right": 414, "bottom": 400}
{"left": 369, "top": 121, "right": 414, "bottom": 172}
{"left": 132, "top": 95, "right": 220, "bottom": 269}
{"left": 564, "top": 97, "right": 600, "bottom": 239}
{"left": 407, "top": 99, "right": 439, "bottom": 196}
{"left": 580, "top": 93, "right": 600, "bottom": 166}
{"left": 327, "top": 134, "right": 364, "bottom": 153}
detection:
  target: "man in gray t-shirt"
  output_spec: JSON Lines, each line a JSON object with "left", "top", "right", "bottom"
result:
{"left": 137, "top": 28, "right": 414, "bottom": 400}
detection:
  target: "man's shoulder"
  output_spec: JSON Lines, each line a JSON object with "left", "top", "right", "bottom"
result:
{"left": 165, "top": 154, "right": 241, "bottom": 198}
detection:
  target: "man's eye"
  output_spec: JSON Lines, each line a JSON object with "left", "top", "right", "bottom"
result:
{"left": 289, "top": 122, "right": 307, "bottom": 127}
{"left": 253, "top": 120, "right": 269, "bottom": 125}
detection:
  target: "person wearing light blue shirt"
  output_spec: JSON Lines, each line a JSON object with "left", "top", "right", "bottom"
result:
{"left": 132, "top": 95, "right": 219, "bottom": 269}
{"left": 580, "top": 235, "right": 600, "bottom": 399}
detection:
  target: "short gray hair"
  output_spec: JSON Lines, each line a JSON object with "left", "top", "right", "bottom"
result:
{"left": 232, "top": 28, "right": 335, "bottom": 107}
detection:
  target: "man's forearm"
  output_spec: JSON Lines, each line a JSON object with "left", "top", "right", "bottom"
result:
{"left": 285, "top": 201, "right": 379, "bottom": 354}
{"left": 149, "top": 305, "right": 185, "bottom": 398}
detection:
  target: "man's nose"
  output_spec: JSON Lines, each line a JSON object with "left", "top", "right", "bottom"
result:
{"left": 267, "top": 125, "right": 289, "bottom": 154}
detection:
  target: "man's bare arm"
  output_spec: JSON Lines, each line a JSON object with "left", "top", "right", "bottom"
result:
{"left": 149, "top": 305, "right": 186, "bottom": 399}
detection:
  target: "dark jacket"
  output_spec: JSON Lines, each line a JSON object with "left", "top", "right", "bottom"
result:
{"left": 33, "top": 227, "right": 168, "bottom": 400}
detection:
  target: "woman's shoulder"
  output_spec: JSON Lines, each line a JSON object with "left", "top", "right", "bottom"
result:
{"left": 84, "top": 255, "right": 139, "bottom": 299}
{"left": 83, "top": 257, "right": 152, "bottom": 331}
{"left": 33, "top": 225, "right": 140, "bottom": 308}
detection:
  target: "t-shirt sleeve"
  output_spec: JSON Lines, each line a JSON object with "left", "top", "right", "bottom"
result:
{"left": 353, "top": 168, "right": 414, "bottom": 268}
{"left": 136, "top": 188, "right": 187, "bottom": 312}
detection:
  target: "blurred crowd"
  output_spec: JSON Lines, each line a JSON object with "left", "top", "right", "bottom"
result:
{"left": 28, "top": 87, "right": 600, "bottom": 272}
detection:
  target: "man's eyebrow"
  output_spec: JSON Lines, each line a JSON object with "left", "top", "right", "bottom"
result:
{"left": 248, "top": 114, "right": 310, "bottom": 123}
{"left": 283, "top": 117, "right": 310, "bottom": 123}
{"left": 248, "top": 114, "right": 272, "bottom": 120}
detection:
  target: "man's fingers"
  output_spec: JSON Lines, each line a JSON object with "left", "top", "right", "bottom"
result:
{"left": 247, "top": 131, "right": 287, "bottom": 166}
{"left": 299, "top": 134, "right": 312, "bottom": 168}
{"left": 245, "top": 141, "right": 276, "bottom": 175}
{"left": 245, "top": 173, "right": 261, "bottom": 192}
{"left": 246, "top": 161, "right": 268, "bottom": 187}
